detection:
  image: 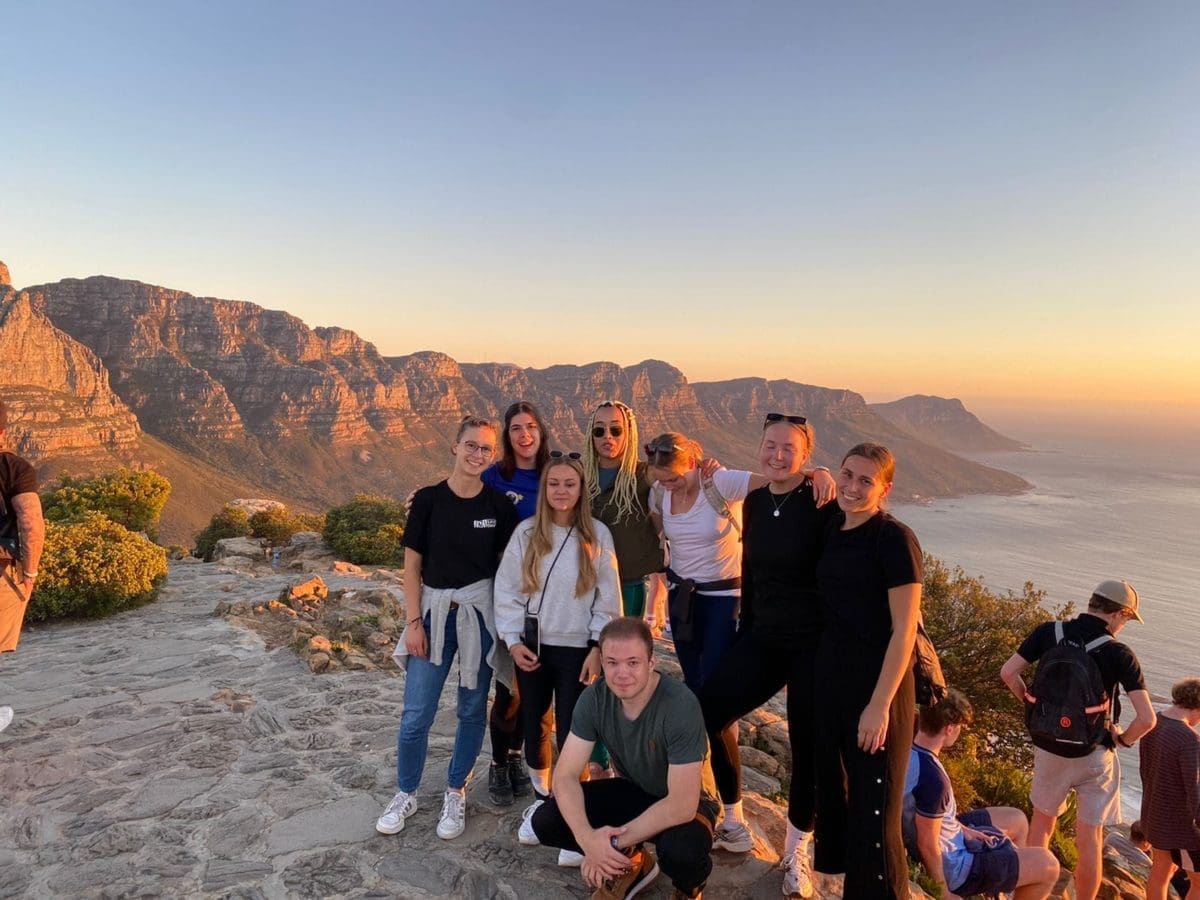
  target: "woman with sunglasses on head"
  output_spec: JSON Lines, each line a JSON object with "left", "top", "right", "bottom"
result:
{"left": 379, "top": 416, "right": 520, "bottom": 842}
{"left": 583, "top": 401, "right": 665, "bottom": 621}
{"left": 481, "top": 401, "right": 551, "bottom": 808}
{"left": 494, "top": 451, "right": 621, "bottom": 849}
{"left": 697, "top": 413, "right": 837, "bottom": 898}
{"left": 812, "top": 443, "right": 922, "bottom": 900}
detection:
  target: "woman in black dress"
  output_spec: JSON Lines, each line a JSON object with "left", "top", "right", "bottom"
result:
{"left": 813, "top": 443, "right": 923, "bottom": 900}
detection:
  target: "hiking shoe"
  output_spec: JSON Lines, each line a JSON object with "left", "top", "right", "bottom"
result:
{"left": 436, "top": 789, "right": 467, "bottom": 840}
{"left": 0, "top": 706, "right": 12, "bottom": 734}
{"left": 713, "top": 820, "right": 754, "bottom": 853}
{"left": 375, "top": 790, "right": 417, "bottom": 834}
{"left": 508, "top": 755, "right": 533, "bottom": 798}
{"left": 488, "top": 762, "right": 514, "bottom": 807}
{"left": 558, "top": 848, "right": 584, "bottom": 867}
{"left": 518, "top": 798, "right": 543, "bottom": 845}
{"left": 780, "top": 842, "right": 814, "bottom": 898}
{"left": 591, "top": 846, "right": 659, "bottom": 899}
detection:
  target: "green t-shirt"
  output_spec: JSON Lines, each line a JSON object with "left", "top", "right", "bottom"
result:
{"left": 570, "top": 675, "right": 721, "bottom": 824}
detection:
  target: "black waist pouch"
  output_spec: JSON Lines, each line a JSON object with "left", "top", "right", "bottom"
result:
{"left": 669, "top": 579, "right": 697, "bottom": 642}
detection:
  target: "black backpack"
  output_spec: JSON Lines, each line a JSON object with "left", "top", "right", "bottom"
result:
{"left": 1024, "top": 621, "right": 1112, "bottom": 758}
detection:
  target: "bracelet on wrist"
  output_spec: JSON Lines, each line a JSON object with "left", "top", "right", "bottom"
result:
{"left": 407, "top": 617, "right": 422, "bottom": 626}
{"left": 23, "top": 571, "right": 37, "bottom": 579}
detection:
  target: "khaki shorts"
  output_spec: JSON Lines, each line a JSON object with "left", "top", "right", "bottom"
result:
{"left": 1031, "top": 745, "right": 1121, "bottom": 826}
{"left": 0, "top": 563, "right": 30, "bottom": 653}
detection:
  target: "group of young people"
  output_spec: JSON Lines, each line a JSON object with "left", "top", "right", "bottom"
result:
{"left": 375, "top": 398, "right": 928, "bottom": 900}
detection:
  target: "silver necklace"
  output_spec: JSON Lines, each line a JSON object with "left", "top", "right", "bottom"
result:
{"left": 770, "top": 489, "right": 793, "bottom": 518}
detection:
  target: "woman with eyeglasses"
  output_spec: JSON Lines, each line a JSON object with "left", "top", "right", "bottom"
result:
{"left": 813, "top": 443, "right": 922, "bottom": 900}
{"left": 583, "top": 401, "right": 665, "bottom": 621}
{"left": 698, "top": 413, "right": 837, "bottom": 898}
{"left": 482, "top": 401, "right": 551, "bottom": 808}
{"left": 494, "top": 451, "right": 621, "bottom": 848}
{"left": 380, "top": 416, "right": 520, "bottom": 842}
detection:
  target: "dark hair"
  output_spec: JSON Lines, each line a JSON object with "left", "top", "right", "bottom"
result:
{"left": 499, "top": 401, "right": 550, "bottom": 480}
{"left": 455, "top": 415, "right": 496, "bottom": 443}
{"left": 598, "top": 617, "right": 654, "bottom": 659}
{"left": 917, "top": 687, "right": 973, "bottom": 734}
{"left": 1172, "top": 678, "right": 1200, "bottom": 710}
{"left": 0, "top": 400, "right": 6, "bottom": 431}
{"left": 1129, "top": 820, "right": 1148, "bottom": 846}
{"left": 1087, "top": 595, "right": 1126, "bottom": 616}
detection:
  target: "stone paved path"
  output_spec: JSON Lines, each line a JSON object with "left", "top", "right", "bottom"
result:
{"left": 0, "top": 561, "right": 788, "bottom": 899}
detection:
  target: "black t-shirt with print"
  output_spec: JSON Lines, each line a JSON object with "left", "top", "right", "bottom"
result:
{"left": 815, "top": 510, "right": 923, "bottom": 654}
{"left": 741, "top": 479, "right": 839, "bottom": 646}
{"left": 0, "top": 452, "right": 37, "bottom": 543}
{"left": 1017, "top": 613, "right": 1146, "bottom": 724}
{"left": 402, "top": 480, "right": 519, "bottom": 590}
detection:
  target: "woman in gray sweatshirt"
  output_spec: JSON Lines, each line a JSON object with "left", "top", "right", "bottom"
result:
{"left": 494, "top": 452, "right": 621, "bottom": 834}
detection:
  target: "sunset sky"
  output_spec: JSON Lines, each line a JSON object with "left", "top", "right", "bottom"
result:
{"left": 2, "top": 2, "right": 1197, "bottom": 436}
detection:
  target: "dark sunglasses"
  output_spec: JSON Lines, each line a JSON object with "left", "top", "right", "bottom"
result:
{"left": 644, "top": 440, "right": 685, "bottom": 457}
{"left": 592, "top": 424, "right": 624, "bottom": 438}
{"left": 764, "top": 412, "right": 807, "bottom": 427}
{"left": 549, "top": 450, "right": 582, "bottom": 461}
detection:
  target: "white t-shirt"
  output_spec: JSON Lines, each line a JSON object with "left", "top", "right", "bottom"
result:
{"left": 656, "top": 468, "right": 752, "bottom": 595}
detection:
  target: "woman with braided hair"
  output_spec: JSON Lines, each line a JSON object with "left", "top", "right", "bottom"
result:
{"left": 583, "top": 400, "right": 665, "bottom": 621}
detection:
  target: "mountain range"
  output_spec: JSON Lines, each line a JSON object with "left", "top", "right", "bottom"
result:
{"left": 0, "top": 261, "right": 1029, "bottom": 543}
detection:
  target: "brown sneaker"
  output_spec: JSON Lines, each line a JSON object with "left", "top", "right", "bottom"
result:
{"left": 590, "top": 846, "right": 660, "bottom": 899}
{"left": 671, "top": 891, "right": 703, "bottom": 900}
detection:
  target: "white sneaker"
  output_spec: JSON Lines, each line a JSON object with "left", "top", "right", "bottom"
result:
{"left": 713, "top": 819, "right": 754, "bottom": 853}
{"left": 0, "top": 706, "right": 12, "bottom": 734}
{"left": 375, "top": 790, "right": 417, "bottom": 834}
{"left": 781, "top": 842, "right": 814, "bottom": 898}
{"left": 557, "top": 848, "right": 584, "bottom": 867}
{"left": 518, "top": 798, "right": 543, "bottom": 845}
{"left": 436, "top": 789, "right": 467, "bottom": 840}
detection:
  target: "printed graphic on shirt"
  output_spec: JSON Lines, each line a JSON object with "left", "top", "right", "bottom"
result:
{"left": 474, "top": 518, "right": 497, "bottom": 529}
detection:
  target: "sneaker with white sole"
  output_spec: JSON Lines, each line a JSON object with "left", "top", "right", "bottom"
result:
{"left": 591, "top": 845, "right": 659, "bottom": 899}
{"left": 0, "top": 706, "right": 13, "bottom": 734}
{"left": 713, "top": 820, "right": 754, "bottom": 853}
{"left": 436, "top": 789, "right": 467, "bottom": 840}
{"left": 780, "top": 842, "right": 814, "bottom": 898}
{"left": 375, "top": 790, "right": 417, "bottom": 834}
{"left": 518, "top": 798, "right": 543, "bottom": 845}
{"left": 558, "top": 848, "right": 584, "bottom": 867}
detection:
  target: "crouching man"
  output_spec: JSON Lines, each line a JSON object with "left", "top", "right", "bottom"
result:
{"left": 904, "top": 689, "right": 1060, "bottom": 900}
{"left": 530, "top": 617, "right": 718, "bottom": 899}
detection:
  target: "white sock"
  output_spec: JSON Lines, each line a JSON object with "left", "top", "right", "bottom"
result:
{"left": 785, "top": 824, "right": 812, "bottom": 857}
{"left": 724, "top": 801, "right": 746, "bottom": 827}
{"left": 446, "top": 785, "right": 465, "bottom": 797}
{"left": 528, "top": 766, "right": 552, "bottom": 798}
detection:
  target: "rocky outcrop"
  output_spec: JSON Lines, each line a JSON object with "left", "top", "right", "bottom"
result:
{"left": 8, "top": 267, "right": 1031, "bottom": 538}
{"left": 870, "top": 395, "right": 1025, "bottom": 452}
{"left": 0, "top": 281, "right": 141, "bottom": 462}
{"left": 0, "top": 260, "right": 11, "bottom": 286}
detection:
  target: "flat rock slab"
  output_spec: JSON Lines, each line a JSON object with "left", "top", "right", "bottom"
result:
{"left": 0, "top": 562, "right": 800, "bottom": 898}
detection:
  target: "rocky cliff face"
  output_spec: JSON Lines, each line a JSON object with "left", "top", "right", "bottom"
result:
{"left": 0, "top": 278, "right": 141, "bottom": 462}
{"left": 870, "top": 394, "right": 1025, "bottom": 452}
{"left": 7, "top": 267, "right": 1030, "bottom": 536}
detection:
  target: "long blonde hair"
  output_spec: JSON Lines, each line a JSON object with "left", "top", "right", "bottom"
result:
{"left": 583, "top": 400, "right": 644, "bottom": 522}
{"left": 521, "top": 457, "right": 600, "bottom": 598}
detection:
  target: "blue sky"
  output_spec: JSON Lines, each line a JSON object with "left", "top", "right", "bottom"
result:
{"left": 2, "top": 2, "right": 1197, "bottom": 434}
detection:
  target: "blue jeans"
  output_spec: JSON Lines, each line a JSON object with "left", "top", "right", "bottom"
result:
{"left": 669, "top": 590, "right": 738, "bottom": 693}
{"left": 396, "top": 606, "right": 494, "bottom": 792}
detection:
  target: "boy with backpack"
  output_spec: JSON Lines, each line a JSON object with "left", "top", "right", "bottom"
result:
{"left": 1000, "top": 579, "right": 1157, "bottom": 900}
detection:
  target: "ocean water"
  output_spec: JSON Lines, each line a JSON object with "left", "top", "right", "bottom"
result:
{"left": 894, "top": 436, "right": 1200, "bottom": 818}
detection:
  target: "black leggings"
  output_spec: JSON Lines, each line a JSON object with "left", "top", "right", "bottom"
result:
{"left": 514, "top": 644, "right": 590, "bottom": 773}
{"left": 813, "top": 642, "right": 915, "bottom": 900}
{"left": 530, "top": 777, "right": 715, "bottom": 896}
{"left": 489, "top": 679, "right": 523, "bottom": 766}
{"left": 699, "top": 629, "right": 819, "bottom": 830}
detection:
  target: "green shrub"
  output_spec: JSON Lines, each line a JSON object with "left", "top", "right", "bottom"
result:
{"left": 323, "top": 495, "right": 405, "bottom": 565}
{"left": 42, "top": 468, "right": 171, "bottom": 536}
{"left": 194, "top": 506, "right": 252, "bottom": 561}
{"left": 248, "top": 507, "right": 326, "bottom": 547}
{"left": 334, "top": 523, "right": 405, "bottom": 566}
{"left": 30, "top": 513, "right": 168, "bottom": 622}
